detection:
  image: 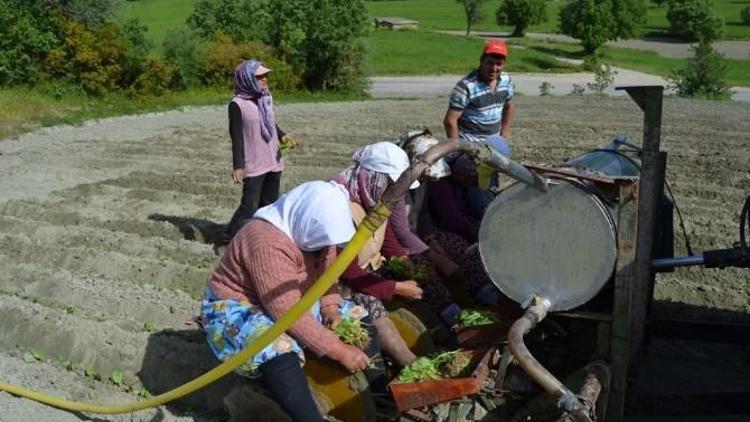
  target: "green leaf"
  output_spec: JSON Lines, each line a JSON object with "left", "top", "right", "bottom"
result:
{"left": 143, "top": 322, "right": 156, "bottom": 332}
{"left": 30, "top": 349, "right": 45, "bottom": 362}
{"left": 109, "top": 369, "right": 124, "bottom": 386}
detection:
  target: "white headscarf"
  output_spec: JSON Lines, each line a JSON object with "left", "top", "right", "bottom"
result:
{"left": 358, "top": 142, "right": 420, "bottom": 189}
{"left": 254, "top": 181, "right": 356, "bottom": 251}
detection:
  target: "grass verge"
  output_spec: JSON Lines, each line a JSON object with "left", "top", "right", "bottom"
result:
{"left": 511, "top": 37, "right": 750, "bottom": 86}
{"left": 367, "top": 30, "right": 577, "bottom": 75}
{"left": 0, "top": 85, "right": 367, "bottom": 141}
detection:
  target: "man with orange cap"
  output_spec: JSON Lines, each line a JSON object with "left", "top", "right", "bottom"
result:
{"left": 443, "top": 39, "right": 514, "bottom": 216}
{"left": 443, "top": 39, "right": 514, "bottom": 149}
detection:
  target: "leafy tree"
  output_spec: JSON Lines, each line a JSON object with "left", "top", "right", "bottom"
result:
{"left": 742, "top": 6, "right": 750, "bottom": 25}
{"left": 667, "top": 0, "right": 724, "bottom": 42}
{"left": 668, "top": 40, "right": 730, "bottom": 99}
{"left": 187, "top": 0, "right": 267, "bottom": 42}
{"left": 120, "top": 19, "right": 152, "bottom": 86}
{"left": 163, "top": 27, "right": 202, "bottom": 89}
{"left": 560, "top": 0, "right": 646, "bottom": 54}
{"left": 456, "top": 0, "right": 488, "bottom": 36}
{"left": 497, "top": 0, "right": 547, "bottom": 37}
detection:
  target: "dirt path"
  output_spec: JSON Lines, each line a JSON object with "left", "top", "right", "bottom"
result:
{"left": 0, "top": 97, "right": 748, "bottom": 420}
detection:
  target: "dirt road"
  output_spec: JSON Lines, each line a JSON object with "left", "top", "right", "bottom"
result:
{"left": 0, "top": 96, "right": 748, "bottom": 420}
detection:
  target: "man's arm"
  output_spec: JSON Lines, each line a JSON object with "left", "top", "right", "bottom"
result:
{"left": 500, "top": 100, "right": 514, "bottom": 140}
{"left": 444, "top": 109, "right": 462, "bottom": 141}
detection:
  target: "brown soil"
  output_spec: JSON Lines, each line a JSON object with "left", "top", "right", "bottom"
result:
{"left": 0, "top": 96, "right": 748, "bottom": 420}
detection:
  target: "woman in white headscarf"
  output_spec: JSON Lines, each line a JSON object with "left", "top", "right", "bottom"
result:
{"left": 331, "top": 142, "right": 455, "bottom": 366}
{"left": 200, "top": 181, "right": 373, "bottom": 422}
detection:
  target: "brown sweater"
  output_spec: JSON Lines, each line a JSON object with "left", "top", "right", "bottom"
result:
{"left": 207, "top": 219, "right": 342, "bottom": 357}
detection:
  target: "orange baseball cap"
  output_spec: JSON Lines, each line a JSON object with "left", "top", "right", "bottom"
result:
{"left": 483, "top": 39, "right": 508, "bottom": 57}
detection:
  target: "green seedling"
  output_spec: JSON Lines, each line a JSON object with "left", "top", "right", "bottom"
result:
{"left": 334, "top": 318, "right": 370, "bottom": 349}
{"left": 109, "top": 369, "right": 124, "bottom": 387}
{"left": 458, "top": 309, "right": 498, "bottom": 327}
{"left": 143, "top": 322, "right": 156, "bottom": 332}
{"left": 396, "top": 350, "right": 472, "bottom": 383}
{"left": 30, "top": 349, "right": 45, "bottom": 362}
{"left": 62, "top": 305, "right": 75, "bottom": 314}
{"left": 135, "top": 388, "right": 152, "bottom": 398}
{"left": 384, "top": 257, "right": 430, "bottom": 282}
{"left": 84, "top": 365, "right": 101, "bottom": 381}
{"left": 66, "top": 361, "right": 78, "bottom": 372}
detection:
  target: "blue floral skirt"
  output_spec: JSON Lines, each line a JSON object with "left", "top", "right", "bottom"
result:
{"left": 201, "top": 287, "right": 365, "bottom": 378}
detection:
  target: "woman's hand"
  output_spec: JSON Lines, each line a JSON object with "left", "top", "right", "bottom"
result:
{"left": 231, "top": 168, "right": 244, "bottom": 184}
{"left": 329, "top": 342, "right": 370, "bottom": 373}
{"left": 321, "top": 304, "right": 342, "bottom": 329}
{"left": 394, "top": 280, "right": 423, "bottom": 300}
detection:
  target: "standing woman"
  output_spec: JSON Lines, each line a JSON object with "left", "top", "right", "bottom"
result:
{"left": 225, "top": 59, "right": 289, "bottom": 241}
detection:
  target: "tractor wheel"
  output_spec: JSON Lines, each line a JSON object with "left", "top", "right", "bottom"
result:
{"left": 305, "top": 356, "right": 376, "bottom": 422}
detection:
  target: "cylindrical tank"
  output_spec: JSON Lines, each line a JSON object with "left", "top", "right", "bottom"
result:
{"left": 478, "top": 138, "right": 645, "bottom": 311}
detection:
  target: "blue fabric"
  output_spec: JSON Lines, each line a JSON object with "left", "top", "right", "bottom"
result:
{"left": 201, "top": 288, "right": 366, "bottom": 378}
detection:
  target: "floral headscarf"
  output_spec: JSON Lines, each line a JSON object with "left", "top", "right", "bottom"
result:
{"left": 332, "top": 147, "right": 392, "bottom": 211}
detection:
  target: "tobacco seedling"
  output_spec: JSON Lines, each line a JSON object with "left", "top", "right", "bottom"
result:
{"left": 457, "top": 309, "right": 498, "bottom": 327}
{"left": 396, "top": 350, "right": 472, "bottom": 383}
{"left": 334, "top": 318, "right": 370, "bottom": 349}
{"left": 109, "top": 369, "right": 124, "bottom": 387}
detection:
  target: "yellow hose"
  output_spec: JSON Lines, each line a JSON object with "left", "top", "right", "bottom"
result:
{"left": 0, "top": 204, "right": 392, "bottom": 415}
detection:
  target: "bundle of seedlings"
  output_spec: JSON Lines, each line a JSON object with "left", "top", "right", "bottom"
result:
{"left": 395, "top": 350, "right": 472, "bottom": 383}
{"left": 457, "top": 309, "right": 499, "bottom": 327}
{"left": 384, "top": 257, "right": 430, "bottom": 282}
{"left": 333, "top": 317, "right": 370, "bottom": 349}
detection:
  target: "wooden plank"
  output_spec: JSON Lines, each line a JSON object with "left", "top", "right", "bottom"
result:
{"left": 606, "top": 181, "right": 638, "bottom": 422}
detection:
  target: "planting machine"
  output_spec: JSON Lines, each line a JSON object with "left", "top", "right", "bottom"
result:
{"left": 308, "top": 86, "right": 750, "bottom": 422}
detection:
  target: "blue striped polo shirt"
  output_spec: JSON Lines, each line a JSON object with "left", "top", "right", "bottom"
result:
{"left": 449, "top": 70, "right": 514, "bottom": 142}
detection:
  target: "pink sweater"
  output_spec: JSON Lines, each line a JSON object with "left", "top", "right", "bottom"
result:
{"left": 232, "top": 97, "right": 284, "bottom": 177}
{"left": 208, "top": 219, "right": 342, "bottom": 357}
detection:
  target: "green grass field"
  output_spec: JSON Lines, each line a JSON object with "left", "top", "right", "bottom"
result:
{"left": 366, "top": 0, "right": 750, "bottom": 40}
{"left": 365, "top": 0, "right": 562, "bottom": 34}
{"left": 513, "top": 37, "right": 750, "bottom": 86}
{"left": 117, "top": 0, "right": 198, "bottom": 52}
{"left": 367, "top": 30, "right": 576, "bottom": 74}
{"left": 643, "top": 2, "right": 750, "bottom": 39}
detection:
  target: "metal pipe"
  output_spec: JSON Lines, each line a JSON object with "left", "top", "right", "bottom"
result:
{"left": 651, "top": 254, "right": 705, "bottom": 269}
{"left": 508, "top": 296, "right": 582, "bottom": 413}
{"left": 382, "top": 140, "right": 549, "bottom": 206}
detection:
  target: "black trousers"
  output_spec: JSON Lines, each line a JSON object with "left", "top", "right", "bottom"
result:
{"left": 226, "top": 171, "right": 281, "bottom": 239}
{"left": 259, "top": 353, "right": 322, "bottom": 422}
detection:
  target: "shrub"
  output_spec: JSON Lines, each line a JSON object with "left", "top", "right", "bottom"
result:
{"left": 129, "top": 58, "right": 176, "bottom": 97}
{"left": 0, "top": 1, "right": 60, "bottom": 85}
{"left": 667, "top": 0, "right": 724, "bottom": 42}
{"left": 264, "top": 0, "right": 369, "bottom": 92}
{"left": 163, "top": 27, "right": 203, "bottom": 89}
{"left": 497, "top": 0, "right": 548, "bottom": 37}
{"left": 198, "top": 34, "right": 301, "bottom": 92}
{"left": 120, "top": 19, "right": 153, "bottom": 87}
{"left": 668, "top": 40, "right": 730, "bottom": 99}
{"left": 539, "top": 81, "right": 554, "bottom": 95}
{"left": 740, "top": 6, "right": 750, "bottom": 25}
{"left": 569, "top": 84, "right": 586, "bottom": 95}
{"left": 587, "top": 63, "right": 617, "bottom": 95}
{"left": 187, "top": 0, "right": 267, "bottom": 42}
{"left": 45, "top": 19, "right": 126, "bottom": 95}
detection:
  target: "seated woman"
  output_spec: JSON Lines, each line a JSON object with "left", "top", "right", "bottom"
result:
{"left": 332, "top": 142, "right": 456, "bottom": 364}
{"left": 200, "top": 181, "right": 382, "bottom": 422}
{"left": 419, "top": 154, "right": 499, "bottom": 306}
